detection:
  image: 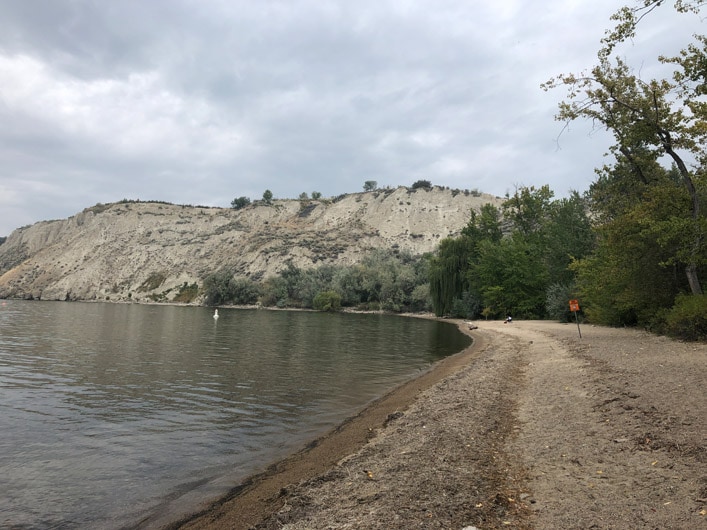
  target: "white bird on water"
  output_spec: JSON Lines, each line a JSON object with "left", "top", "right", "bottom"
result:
{"left": 213, "top": 309, "right": 219, "bottom": 320}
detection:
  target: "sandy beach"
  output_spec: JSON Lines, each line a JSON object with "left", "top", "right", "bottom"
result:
{"left": 159, "top": 319, "right": 706, "bottom": 530}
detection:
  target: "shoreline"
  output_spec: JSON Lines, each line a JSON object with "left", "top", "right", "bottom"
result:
{"left": 152, "top": 320, "right": 706, "bottom": 529}
{"left": 142, "top": 319, "right": 483, "bottom": 530}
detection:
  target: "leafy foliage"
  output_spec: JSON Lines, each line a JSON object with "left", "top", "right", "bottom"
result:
{"left": 429, "top": 236, "right": 475, "bottom": 317}
{"left": 429, "top": 187, "right": 594, "bottom": 320}
{"left": 363, "top": 181, "right": 378, "bottom": 192}
{"left": 546, "top": 282, "right": 577, "bottom": 322}
{"left": 411, "top": 180, "right": 432, "bottom": 190}
{"left": 201, "top": 250, "right": 432, "bottom": 312}
{"left": 473, "top": 236, "right": 549, "bottom": 319}
{"left": 202, "top": 271, "right": 261, "bottom": 306}
{"left": 663, "top": 294, "right": 707, "bottom": 340}
{"left": 313, "top": 291, "right": 342, "bottom": 311}
{"left": 543, "top": 5, "right": 706, "bottom": 296}
{"left": 539, "top": 0, "right": 707, "bottom": 334}
{"left": 230, "top": 196, "right": 251, "bottom": 210}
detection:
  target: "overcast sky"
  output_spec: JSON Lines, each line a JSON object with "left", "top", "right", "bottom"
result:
{"left": 0, "top": 1, "right": 703, "bottom": 236}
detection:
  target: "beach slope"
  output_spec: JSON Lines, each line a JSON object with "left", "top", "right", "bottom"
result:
{"left": 164, "top": 320, "right": 706, "bottom": 530}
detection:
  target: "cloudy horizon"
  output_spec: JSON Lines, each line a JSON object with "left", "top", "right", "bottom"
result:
{"left": 0, "top": 1, "right": 703, "bottom": 236}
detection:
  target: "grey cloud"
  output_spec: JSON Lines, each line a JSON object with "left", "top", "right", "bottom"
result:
{"left": 0, "top": 0, "right": 702, "bottom": 235}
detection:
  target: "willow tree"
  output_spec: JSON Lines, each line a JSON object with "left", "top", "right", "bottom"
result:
{"left": 542, "top": 3, "right": 706, "bottom": 295}
{"left": 429, "top": 203, "right": 504, "bottom": 317}
{"left": 429, "top": 235, "right": 475, "bottom": 317}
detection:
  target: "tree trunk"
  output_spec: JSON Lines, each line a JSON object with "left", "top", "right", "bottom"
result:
{"left": 662, "top": 136, "right": 703, "bottom": 295}
{"left": 686, "top": 263, "right": 703, "bottom": 296}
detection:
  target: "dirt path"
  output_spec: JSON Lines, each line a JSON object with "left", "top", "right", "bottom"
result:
{"left": 165, "top": 320, "right": 706, "bottom": 530}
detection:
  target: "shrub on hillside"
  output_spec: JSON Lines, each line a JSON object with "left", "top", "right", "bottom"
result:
{"left": 202, "top": 270, "right": 233, "bottom": 305}
{"left": 229, "top": 277, "right": 262, "bottom": 305}
{"left": 231, "top": 196, "right": 251, "bottom": 209}
{"left": 411, "top": 179, "right": 432, "bottom": 190}
{"left": 203, "top": 271, "right": 261, "bottom": 306}
{"left": 173, "top": 282, "right": 199, "bottom": 303}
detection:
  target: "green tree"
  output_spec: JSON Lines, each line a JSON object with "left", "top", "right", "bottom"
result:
{"left": 546, "top": 282, "right": 578, "bottom": 322}
{"left": 472, "top": 235, "right": 549, "bottom": 319}
{"left": 230, "top": 196, "right": 251, "bottom": 210}
{"left": 544, "top": 191, "right": 595, "bottom": 284}
{"left": 202, "top": 271, "right": 261, "bottom": 305}
{"left": 430, "top": 188, "right": 592, "bottom": 319}
{"left": 259, "top": 275, "right": 288, "bottom": 307}
{"left": 313, "top": 290, "right": 342, "bottom": 311}
{"left": 229, "top": 277, "right": 262, "bottom": 305}
{"left": 462, "top": 203, "right": 503, "bottom": 243}
{"left": 573, "top": 167, "right": 693, "bottom": 327}
{"left": 410, "top": 283, "right": 431, "bottom": 312}
{"left": 599, "top": 1, "right": 704, "bottom": 60}
{"left": 502, "top": 185, "right": 554, "bottom": 240}
{"left": 430, "top": 203, "right": 504, "bottom": 317}
{"left": 411, "top": 179, "right": 432, "bottom": 190}
{"left": 543, "top": 8, "right": 706, "bottom": 294}
{"left": 331, "top": 266, "right": 365, "bottom": 306}
{"left": 363, "top": 180, "right": 378, "bottom": 192}
{"left": 262, "top": 189, "right": 273, "bottom": 204}
{"left": 429, "top": 236, "right": 475, "bottom": 316}
{"left": 202, "top": 270, "right": 233, "bottom": 306}
{"left": 311, "top": 191, "right": 322, "bottom": 200}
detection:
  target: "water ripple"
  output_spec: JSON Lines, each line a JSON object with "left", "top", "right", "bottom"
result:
{"left": 0, "top": 301, "right": 470, "bottom": 529}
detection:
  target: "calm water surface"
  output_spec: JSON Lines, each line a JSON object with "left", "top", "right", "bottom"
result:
{"left": 0, "top": 301, "right": 470, "bottom": 529}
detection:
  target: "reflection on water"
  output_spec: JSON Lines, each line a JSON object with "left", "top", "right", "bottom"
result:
{"left": 0, "top": 301, "right": 470, "bottom": 529}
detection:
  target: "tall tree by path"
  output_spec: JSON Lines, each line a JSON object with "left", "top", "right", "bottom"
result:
{"left": 542, "top": 1, "right": 706, "bottom": 295}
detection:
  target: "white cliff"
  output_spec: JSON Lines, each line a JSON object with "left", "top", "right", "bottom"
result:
{"left": 0, "top": 186, "right": 502, "bottom": 302}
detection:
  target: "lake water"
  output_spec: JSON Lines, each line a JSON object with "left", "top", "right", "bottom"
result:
{"left": 0, "top": 300, "right": 470, "bottom": 529}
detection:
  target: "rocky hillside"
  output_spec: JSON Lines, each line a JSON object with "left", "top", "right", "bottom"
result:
{"left": 0, "top": 186, "right": 502, "bottom": 302}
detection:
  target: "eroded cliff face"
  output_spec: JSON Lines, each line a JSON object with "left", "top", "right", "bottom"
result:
{"left": 0, "top": 187, "right": 502, "bottom": 302}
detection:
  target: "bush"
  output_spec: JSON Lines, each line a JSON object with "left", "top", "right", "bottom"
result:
{"left": 259, "top": 276, "right": 288, "bottom": 307}
{"left": 546, "top": 282, "right": 576, "bottom": 322}
{"left": 410, "top": 283, "right": 432, "bottom": 312}
{"left": 202, "top": 271, "right": 260, "bottom": 306}
{"left": 202, "top": 270, "right": 233, "bottom": 305}
{"left": 173, "top": 282, "right": 199, "bottom": 303}
{"left": 313, "top": 290, "right": 342, "bottom": 312}
{"left": 411, "top": 179, "right": 432, "bottom": 190}
{"left": 202, "top": 249, "right": 432, "bottom": 313}
{"left": 663, "top": 294, "right": 707, "bottom": 341}
{"left": 229, "top": 277, "right": 261, "bottom": 305}
{"left": 231, "top": 196, "right": 251, "bottom": 209}
{"left": 450, "top": 291, "right": 481, "bottom": 319}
